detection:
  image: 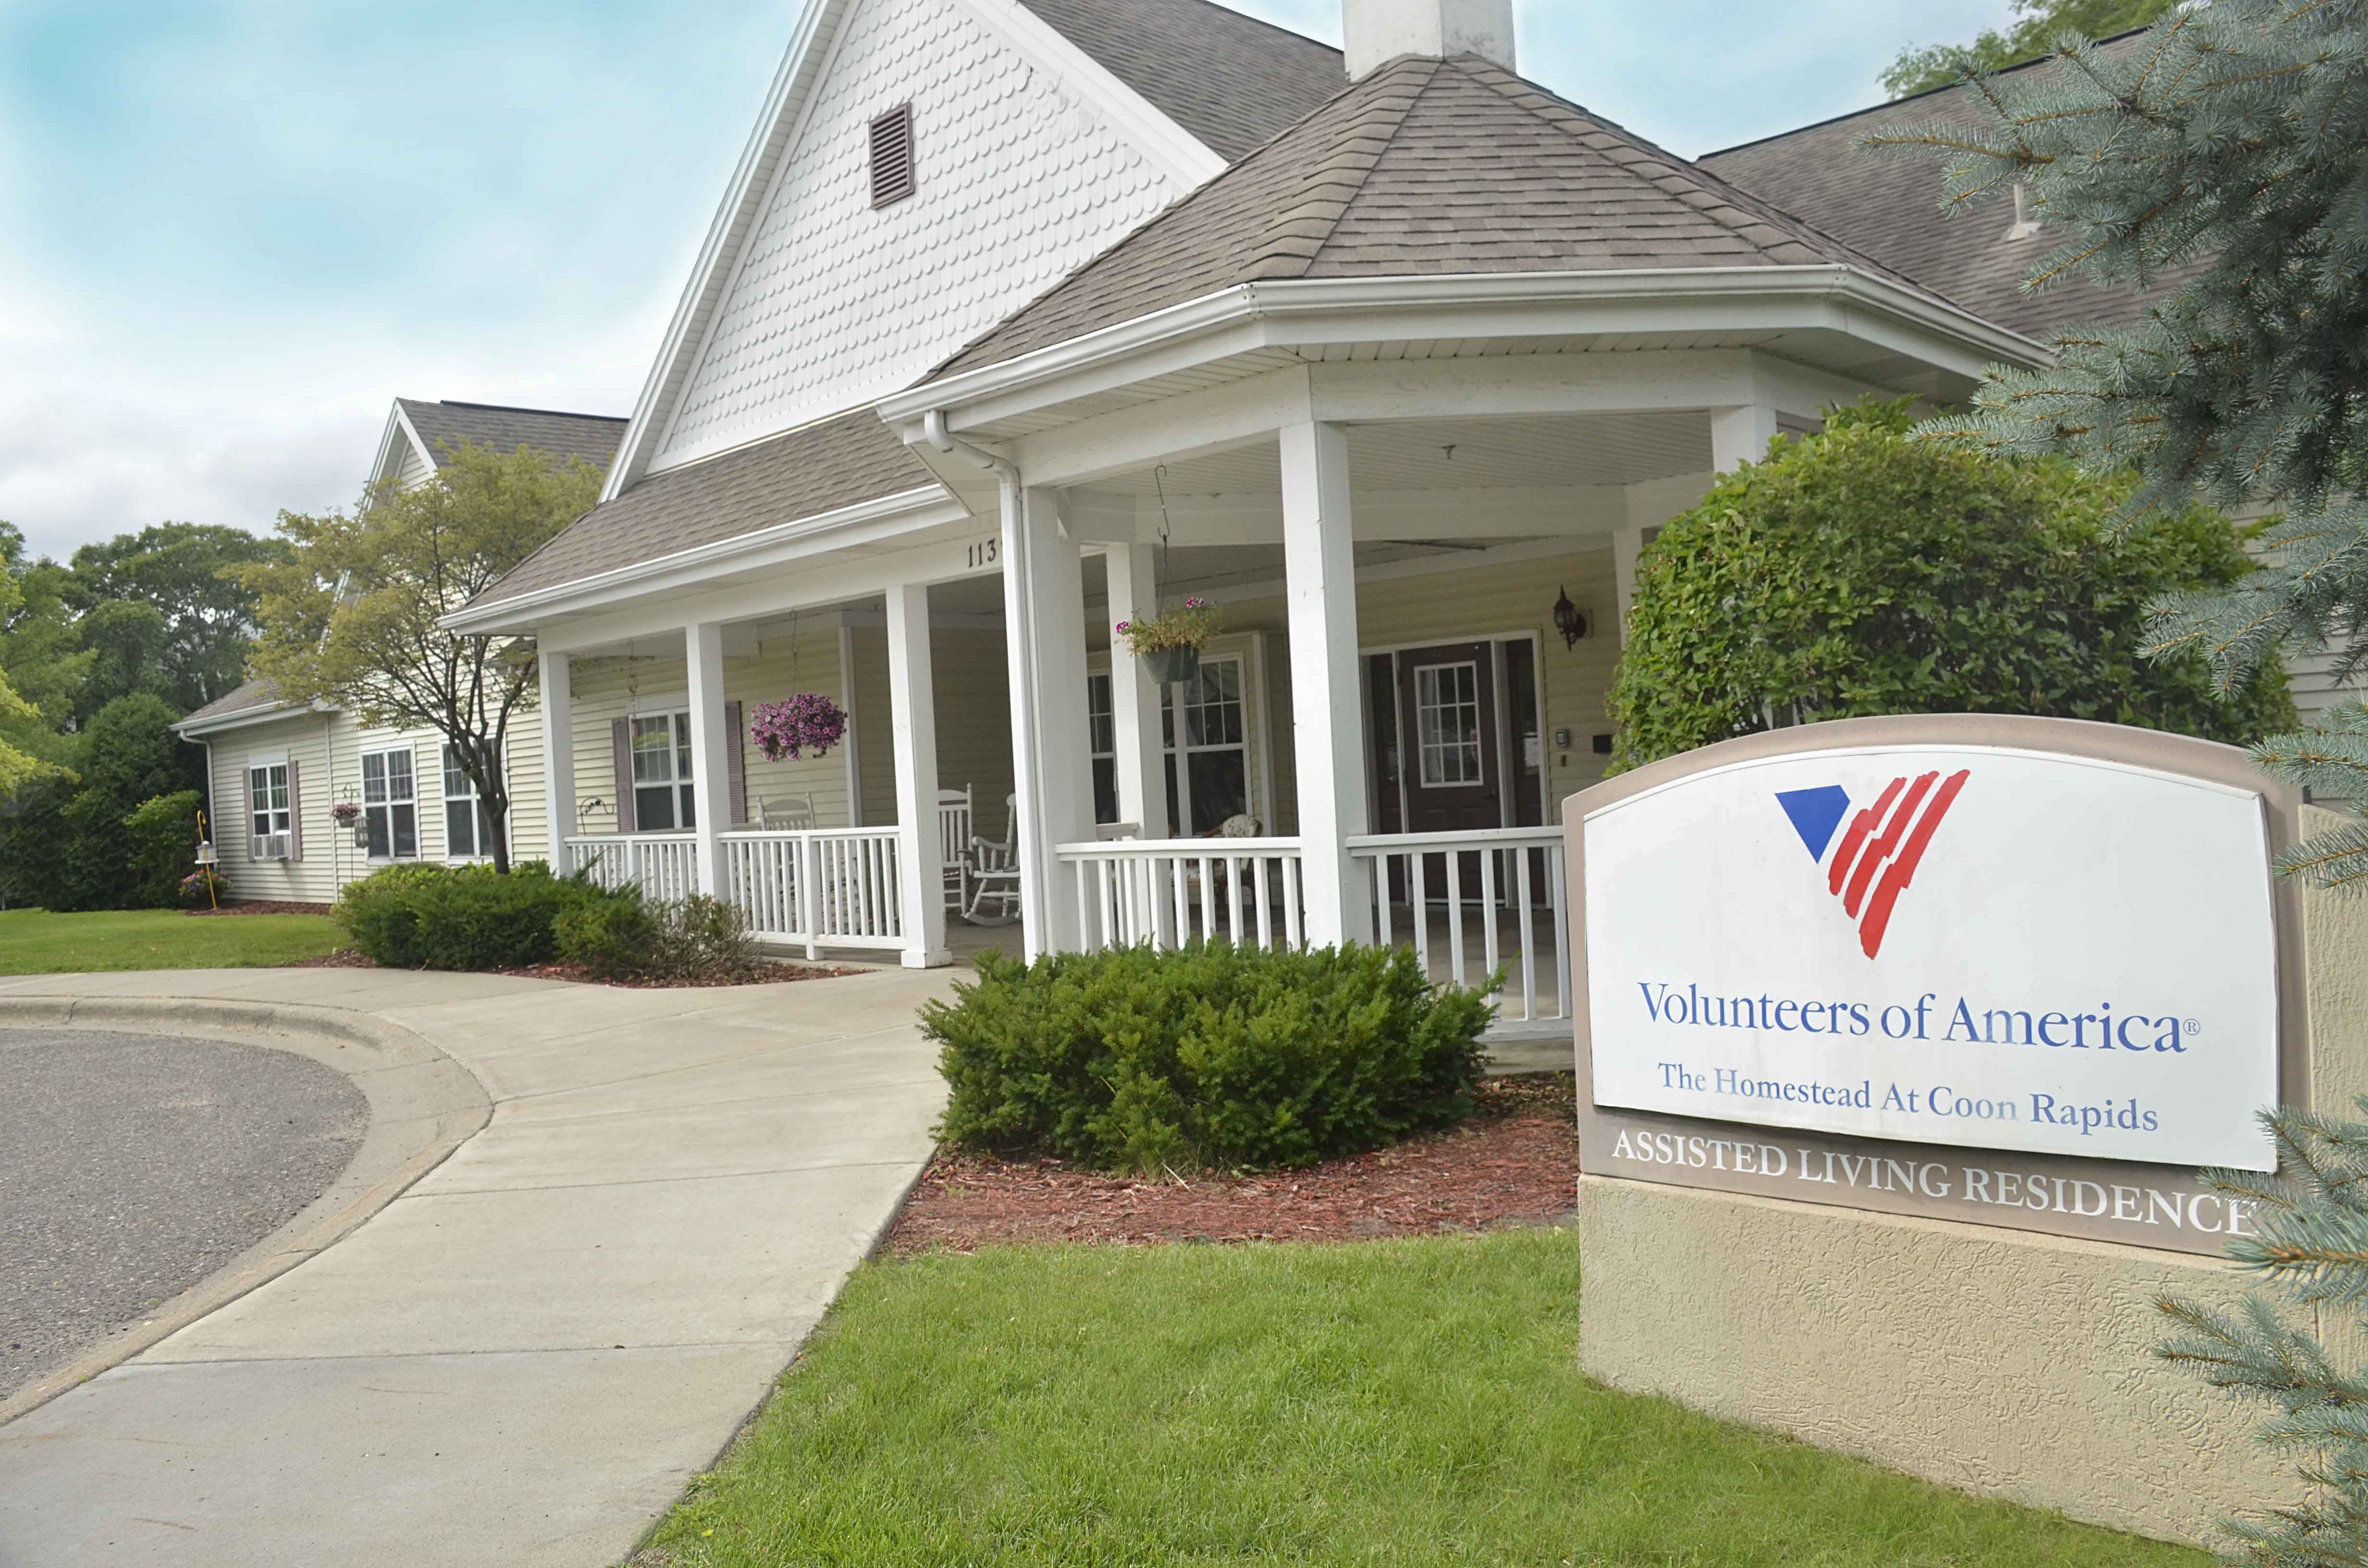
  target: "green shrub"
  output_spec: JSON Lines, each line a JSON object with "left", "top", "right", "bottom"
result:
{"left": 335, "top": 860, "right": 598, "bottom": 970}
{"left": 925, "top": 942, "right": 1495, "bottom": 1176}
{"left": 555, "top": 888, "right": 759, "bottom": 982}
{"left": 123, "top": 789, "right": 203, "bottom": 908}
{"left": 1609, "top": 397, "right": 2297, "bottom": 770}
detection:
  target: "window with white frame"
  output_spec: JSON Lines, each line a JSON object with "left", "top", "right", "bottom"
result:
{"left": 442, "top": 743, "right": 498, "bottom": 860}
{"left": 359, "top": 746, "right": 419, "bottom": 860}
{"left": 631, "top": 712, "right": 696, "bottom": 832}
{"left": 1414, "top": 661, "right": 1484, "bottom": 786}
{"left": 1163, "top": 656, "right": 1249, "bottom": 834}
{"left": 247, "top": 761, "right": 289, "bottom": 843}
{"left": 1086, "top": 672, "right": 1118, "bottom": 824}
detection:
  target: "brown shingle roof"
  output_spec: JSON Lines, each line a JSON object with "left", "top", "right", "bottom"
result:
{"left": 1018, "top": 0, "right": 1344, "bottom": 163}
{"left": 466, "top": 409, "right": 937, "bottom": 610}
{"left": 1698, "top": 31, "right": 2183, "bottom": 338}
{"left": 930, "top": 54, "right": 1962, "bottom": 379}
{"left": 177, "top": 676, "right": 286, "bottom": 728}
{"left": 397, "top": 400, "right": 628, "bottom": 474}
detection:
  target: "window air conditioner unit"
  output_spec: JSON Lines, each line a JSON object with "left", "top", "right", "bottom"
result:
{"left": 255, "top": 833, "right": 293, "bottom": 861}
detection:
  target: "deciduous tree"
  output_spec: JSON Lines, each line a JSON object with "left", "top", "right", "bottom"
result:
{"left": 1880, "top": 0, "right": 2176, "bottom": 98}
{"left": 236, "top": 443, "right": 598, "bottom": 873}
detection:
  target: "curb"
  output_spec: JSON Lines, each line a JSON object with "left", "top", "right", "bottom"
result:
{"left": 0, "top": 996, "right": 493, "bottom": 1427}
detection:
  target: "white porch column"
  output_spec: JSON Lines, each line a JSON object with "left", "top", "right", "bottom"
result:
{"left": 885, "top": 582, "right": 950, "bottom": 968}
{"left": 1711, "top": 404, "right": 1779, "bottom": 473}
{"left": 1279, "top": 419, "right": 1373, "bottom": 947}
{"left": 999, "top": 482, "right": 1094, "bottom": 958}
{"left": 683, "top": 621, "right": 731, "bottom": 897}
{"left": 538, "top": 647, "right": 575, "bottom": 872}
{"left": 1100, "top": 543, "right": 1167, "bottom": 836}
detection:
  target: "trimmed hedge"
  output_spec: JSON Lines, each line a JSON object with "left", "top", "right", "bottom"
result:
{"left": 336, "top": 860, "right": 601, "bottom": 971}
{"left": 924, "top": 942, "right": 1495, "bottom": 1176}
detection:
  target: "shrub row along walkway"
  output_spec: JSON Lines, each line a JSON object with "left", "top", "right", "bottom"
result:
{"left": 0, "top": 965, "right": 952, "bottom": 1568}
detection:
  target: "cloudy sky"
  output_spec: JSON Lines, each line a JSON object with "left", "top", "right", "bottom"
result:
{"left": 0, "top": 0, "right": 2011, "bottom": 563}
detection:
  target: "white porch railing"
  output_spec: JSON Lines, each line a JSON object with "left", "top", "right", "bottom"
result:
{"left": 565, "top": 833, "right": 700, "bottom": 903}
{"left": 564, "top": 828, "right": 905, "bottom": 957}
{"left": 1347, "top": 826, "right": 1571, "bottom": 1038}
{"left": 1058, "top": 837, "right": 1306, "bottom": 952}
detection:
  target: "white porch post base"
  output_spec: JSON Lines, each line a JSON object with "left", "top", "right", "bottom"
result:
{"left": 999, "top": 482, "right": 1094, "bottom": 958}
{"left": 1279, "top": 419, "right": 1373, "bottom": 947}
{"left": 886, "top": 582, "right": 950, "bottom": 968}
{"left": 538, "top": 649, "right": 575, "bottom": 873}
{"left": 1101, "top": 543, "right": 1167, "bottom": 837}
{"left": 684, "top": 621, "right": 731, "bottom": 897}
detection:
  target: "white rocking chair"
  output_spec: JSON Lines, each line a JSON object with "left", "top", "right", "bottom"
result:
{"left": 963, "top": 794, "right": 1023, "bottom": 926}
{"left": 937, "top": 785, "right": 973, "bottom": 914}
{"left": 753, "top": 793, "right": 816, "bottom": 830}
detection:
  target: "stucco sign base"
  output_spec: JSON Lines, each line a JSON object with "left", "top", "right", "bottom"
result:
{"left": 1579, "top": 1175, "right": 2291, "bottom": 1546}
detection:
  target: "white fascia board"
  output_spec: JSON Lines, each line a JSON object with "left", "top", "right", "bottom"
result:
{"left": 956, "top": 0, "right": 1226, "bottom": 188}
{"left": 439, "top": 485, "right": 966, "bottom": 636}
{"left": 173, "top": 698, "right": 338, "bottom": 740}
{"left": 600, "top": 0, "right": 858, "bottom": 503}
{"left": 875, "top": 268, "right": 2050, "bottom": 438}
{"left": 368, "top": 403, "right": 411, "bottom": 490}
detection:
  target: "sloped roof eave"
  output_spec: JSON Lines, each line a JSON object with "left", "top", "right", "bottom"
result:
{"left": 879, "top": 266, "right": 2050, "bottom": 430}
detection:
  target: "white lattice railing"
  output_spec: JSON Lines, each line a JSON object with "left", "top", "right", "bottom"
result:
{"left": 565, "top": 829, "right": 906, "bottom": 956}
{"left": 1058, "top": 837, "right": 1305, "bottom": 952}
{"left": 1347, "top": 826, "right": 1571, "bottom": 1037}
{"left": 565, "top": 833, "right": 700, "bottom": 903}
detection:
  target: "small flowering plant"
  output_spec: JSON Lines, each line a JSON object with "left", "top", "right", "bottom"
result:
{"left": 749, "top": 693, "right": 848, "bottom": 762}
{"left": 1114, "top": 597, "right": 1221, "bottom": 657}
{"left": 329, "top": 801, "right": 364, "bottom": 827}
{"left": 179, "top": 868, "right": 225, "bottom": 909}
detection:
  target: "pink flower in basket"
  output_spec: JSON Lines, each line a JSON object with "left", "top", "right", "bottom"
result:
{"left": 748, "top": 693, "right": 848, "bottom": 762}
{"left": 329, "top": 801, "right": 363, "bottom": 826}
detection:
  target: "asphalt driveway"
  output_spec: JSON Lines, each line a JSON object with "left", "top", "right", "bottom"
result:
{"left": 0, "top": 966, "right": 953, "bottom": 1568}
{"left": 0, "top": 1028, "right": 366, "bottom": 1402}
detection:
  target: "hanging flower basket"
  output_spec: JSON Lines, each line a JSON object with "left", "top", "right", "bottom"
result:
{"left": 328, "top": 801, "right": 363, "bottom": 827}
{"left": 749, "top": 693, "right": 848, "bottom": 762}
{"left": 1141, "top": 644, "right": 1201, "bottom": 686}
{"left": 1115, "top": 598, "right": 1220, "bottom": 687}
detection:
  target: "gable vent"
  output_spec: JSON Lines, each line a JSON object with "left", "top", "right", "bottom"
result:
{"left": 869, "top": 104, "right": 915, "bottom": 208}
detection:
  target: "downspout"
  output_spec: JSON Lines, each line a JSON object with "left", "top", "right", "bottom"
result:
{"left": 924, "top": 410, "right": 1046, "bottom": 953}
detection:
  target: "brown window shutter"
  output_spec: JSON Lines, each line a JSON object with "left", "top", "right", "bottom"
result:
{"left": 611, "top": 719, "right": 633, "bottom": 833}
{"left": 869, "top": 104, "right": 914, "bottom": 208}
{"left": 724, "top": 700, "right": 747, "bottom": 827}
{"left": 286, "top": 758, "right": 305, "bottom": 862}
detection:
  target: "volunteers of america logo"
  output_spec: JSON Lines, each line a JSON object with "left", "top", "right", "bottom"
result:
{"left": 1774, "top": 770, "right": 1971, "bottom": 960}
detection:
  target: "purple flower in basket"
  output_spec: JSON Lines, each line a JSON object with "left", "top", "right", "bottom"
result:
{"left": 748, "top": 693, "right": 848, "bottom": 762}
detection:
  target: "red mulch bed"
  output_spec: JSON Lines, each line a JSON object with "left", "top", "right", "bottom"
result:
{"left": 884, "top": 1073, "right": 1579, "bottom": 1255}
{"left": 185, "top": 900, "right": 334, "bottom": 916}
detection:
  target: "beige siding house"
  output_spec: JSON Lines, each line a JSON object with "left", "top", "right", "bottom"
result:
{"left": 174, "top": 399, "right": 625, "bottom": 903}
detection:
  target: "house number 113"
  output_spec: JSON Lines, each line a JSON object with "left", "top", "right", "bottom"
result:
{"left": 964, "top": 537, "right": 1000, "bottom": 570}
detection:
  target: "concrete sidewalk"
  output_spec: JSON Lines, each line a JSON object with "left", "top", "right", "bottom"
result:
{"left": 0, "top": 965, "right": 956, "bottom": 1568}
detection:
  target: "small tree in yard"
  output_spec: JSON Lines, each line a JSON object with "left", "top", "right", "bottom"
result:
{"left": 236, "top": 443, "right": 598, "bottom": 873}
{"left": 1608, "top": 399, "right": 2294, "bottom": 770}
{"left": 1871, "top": 8, "right": 2368, "bottom": 1558}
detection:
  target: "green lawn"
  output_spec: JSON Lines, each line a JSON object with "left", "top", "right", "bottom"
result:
{"left": 0, "top": 907, "right": 349, "bottom": 973}
{"left": 641, "top": 1231, "right": 2204, "bottom": 1568}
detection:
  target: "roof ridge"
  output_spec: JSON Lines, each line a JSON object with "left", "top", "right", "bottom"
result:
{"left": 1258, "top": 57, "right": 1438, "bottom": 279}
{"left": 1698, "top": 24, "right": 2158, "bottom": 160}
{"left": 1448, "top": 56, "right": 1948, "bottom": 297}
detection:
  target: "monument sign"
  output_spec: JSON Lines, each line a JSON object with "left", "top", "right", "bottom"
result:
{"left": 1569, "top": 715, "right": 2305, "bottom": 1257}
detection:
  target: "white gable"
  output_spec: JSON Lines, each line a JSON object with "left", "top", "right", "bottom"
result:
{"left": 639, "top": 0, "right": 1217, "bottom": 479}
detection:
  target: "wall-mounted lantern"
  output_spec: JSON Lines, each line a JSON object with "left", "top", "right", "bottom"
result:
{"left": 1552, "top": 587, "right": 1589, "bottom": 649}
